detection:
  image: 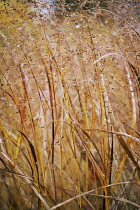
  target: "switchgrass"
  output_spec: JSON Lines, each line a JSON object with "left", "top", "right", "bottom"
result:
{"left": 0, "top": 0, "right": 140, "bottom": 209}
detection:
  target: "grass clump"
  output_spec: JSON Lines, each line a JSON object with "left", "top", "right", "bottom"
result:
{"left": 0, "top": 0, "right": 140, "bottom": 209}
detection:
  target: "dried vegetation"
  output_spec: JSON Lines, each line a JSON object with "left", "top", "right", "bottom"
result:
{"left": 0, "top": 0, "right": 140, "bottom": 209}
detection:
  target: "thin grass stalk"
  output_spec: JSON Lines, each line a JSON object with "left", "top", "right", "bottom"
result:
{"left": 51, "top": 181, "right": 139, "bottom": 209}
{"left": 44, "top": 60, "right": 57, "bottom": 200}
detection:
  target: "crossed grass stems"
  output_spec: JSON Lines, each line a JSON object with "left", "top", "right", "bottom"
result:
{"left": 0, "top": 1, "right": 140, "bottom": 209}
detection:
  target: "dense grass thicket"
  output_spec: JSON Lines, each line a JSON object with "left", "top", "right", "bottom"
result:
{"left": 0, "top": 0, "right": 140, "bottom": 209}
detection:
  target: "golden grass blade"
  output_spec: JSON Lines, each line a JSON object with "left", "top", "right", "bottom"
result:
{"left": 15, "top": 129, "right": 39, "bottom": 179}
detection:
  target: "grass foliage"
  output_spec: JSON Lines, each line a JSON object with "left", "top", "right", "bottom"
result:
{"left": 0, "top": 0, "right": 140, "bottom": 209}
